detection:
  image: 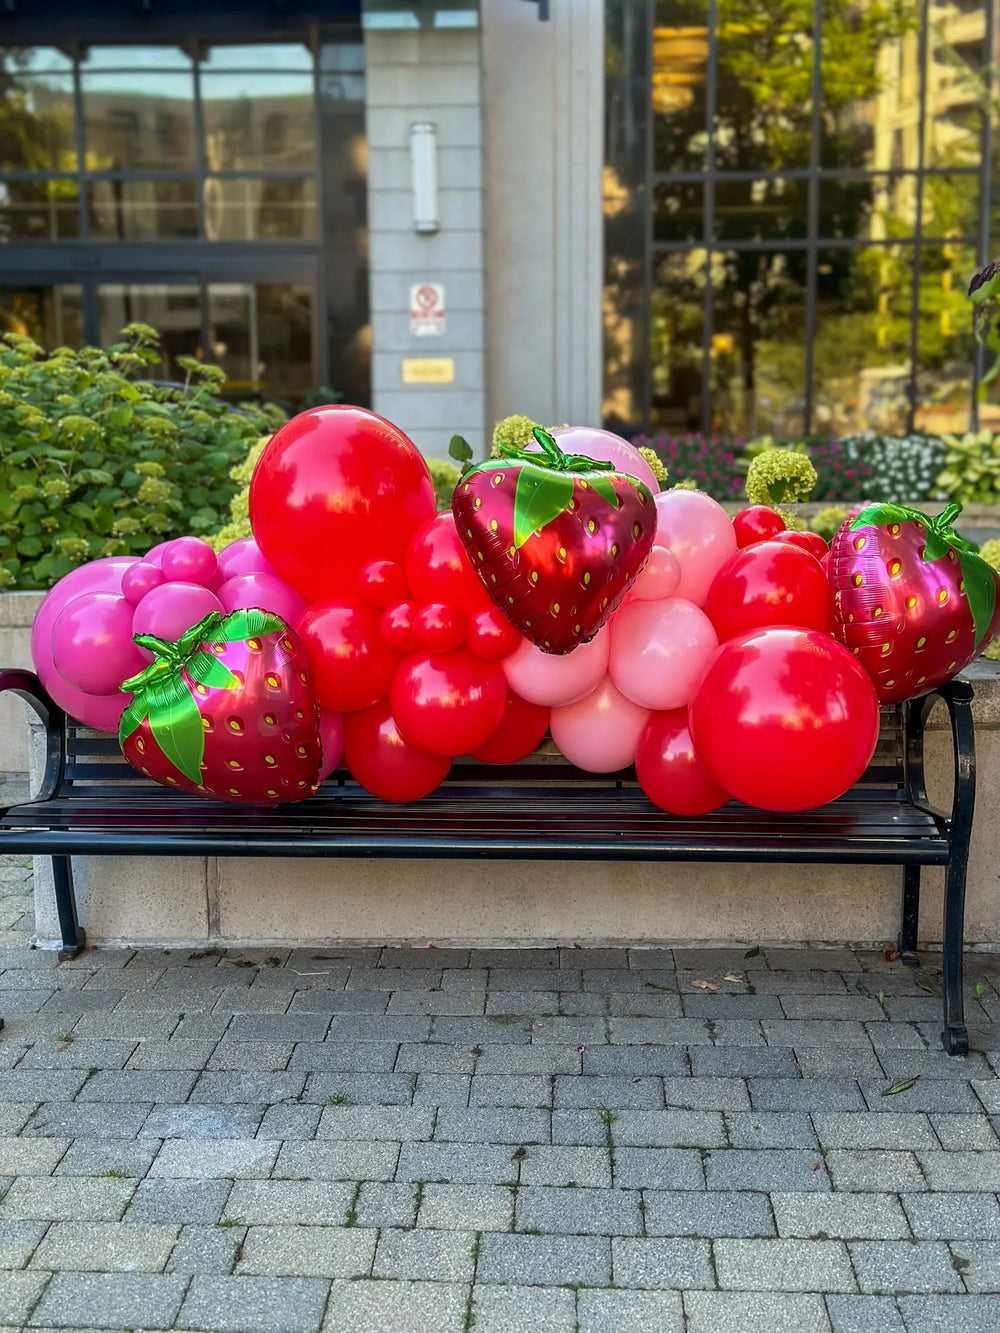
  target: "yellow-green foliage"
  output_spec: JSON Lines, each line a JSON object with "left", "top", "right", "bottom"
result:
{"left": 936, "top": 429, "right": 1000, "bottom": 505}
{"left": 671, "top": 478, "right": 698, "bottom": 491}
{"left": 209, "top": 437, "right": 269, "bottom": 551}
{"left": 638, "top": 446, "right": 668, "bottom": 486}
{"left": 491, "top": 414, "right": 543, "bottom": 457}
{"left": 811, "top": 505, "right": 850, "bottom": 543}
{"left": 428, "top": 458, "right": 461, "bottom": 510}
{"left": 978, "top": 538, "right": 1000, "bottom": 660}
{"left": 746, "top": 448, "right": 817, "bottom": 509}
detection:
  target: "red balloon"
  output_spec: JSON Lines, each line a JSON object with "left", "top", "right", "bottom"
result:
{"left": 635, "top": 709, "right": 729, "bottom": 816}
{"left": 344, "top": 699, "right": 450, "bottom": 802}
{"left": 297, "top": 599, "right": 398, "bottom": 713}
{"left": 688, "top": 627, "right": 880, "bottom": 812}
{"left": 770, "top": 529, "right": 828, "bottom": 559}
{"left": 404, "top": 512, "right": 491, "bottom": 614}
{"left": 249, "top": 405, "right": 436, "bottom": 604}
{"left": 466, "top": 606, "right": 521, "bottom": 662}
{"left": 390, "top": 649, "right": 507, "bottom": 758}
{"left": 380, "top": 599, "right": 419, "bottom": 654}
{"left": 703, "top": 541, "right": 831, "bottom": 642}
{"left": 470, "top": 691, "right": 550, "bottom": 764}
{"left": 413, "top": 603, "right": 466, "bottom": 654}
{"left": 358, "top": 559, "right": 408, "bottom": 609}
{"left": 733, "top": 506, "right": 786, "bottom": 548}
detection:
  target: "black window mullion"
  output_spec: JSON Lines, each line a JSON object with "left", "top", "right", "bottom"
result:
{"left": 700, "top": 0, "right": 717, "bottom": 436}
{"left": 803, "top": 0, "right": 823, "bottom": 436}
{"left": 71, "top": 49, "right": 87, "bottom": 240}
{"left": 906, "top": 0, "right": 930, "bottom": 435}
{"left": 641, "top": 0, "right": 654, "bottom": 435}
{"left": 311, "top": 21, "right": 329, "bottom": 389}
{"left": 972, "top": 0, "right": 994, "bottom": 431}
{"left": 192, "top": 39, "right": 207, "bottom": 240}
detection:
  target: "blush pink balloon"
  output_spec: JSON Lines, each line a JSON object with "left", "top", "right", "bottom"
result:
{"left": 609, "top": 597, "right": 719, "bottom": 711}
{"left": 540, "top": 427, "right": 660, "bottom": 494}
{"left": 121, "top": 562, "right": 165, "bottom": 606}
{"left": 550, "top": 677, "right": 649, "bottom": 773}
{"left": 630, "top": 545, "right": 681, "bottom": 602}
{"left": 502, "top": 629, "right": 610, "bottom": 708}
{"left": 317, "top": 709, "right": 345, "bottom": 782}
{"left": 51, "top": 593, "right": 146, "bottom": 697}
{"left": 654, "top": 489, "right": 738, "bottom": 607}
{"left": 216, "top": 536, "right": 276, "bottom": 582}
{"left": 131, "top": 582, "right": 224, "bottom": 661}
{"left": 161, "top": 536, "right": 220, "bottom": 589}
{"left": 31, "top": 556, "right": 138, "bottom": 732}
{"left": 217, "top": 572, "right": 307, "bottom": 626}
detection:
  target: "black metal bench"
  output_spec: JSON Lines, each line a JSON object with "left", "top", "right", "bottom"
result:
{"left": 0, "top": 668, "right": 977, "bottom": 1054}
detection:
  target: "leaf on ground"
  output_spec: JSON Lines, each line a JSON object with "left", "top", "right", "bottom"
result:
{"left": 881, "top": 1076, "right": 920, "bottom": 1097}
{"left": 744, "top": 946, "right": 761, "bottom": 959}
{"left": 916, "top": 979, "right": 940, "bottom": 996}
{"left": 723, "top": 974, "right": 743, "bottom": 984}
{"left": 855, "top": 981, "right": 870, "bottom": 996}
{"left": 691, "top": 980, "right": 719, "bottom": 992}
{"left": 644, "top": 980, "right": 672, "bottom": 991}
{"left": 882, "top": 944, "right": 901, "bottom": 962}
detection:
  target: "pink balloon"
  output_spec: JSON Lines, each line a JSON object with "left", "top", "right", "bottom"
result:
{"left": 161, "top": 537, "right": 220, "bottom": 589}
{"left": 216, "top": 536, "right": 276, "bottom": 582}
{"left": 550, "top": 677, "right": 649, "bottom": 773}
{"left": 217, "top": 572, "right": 307, "bottom": 626}
{"left": 609, "top": 597, "right": 719, "bottom": 711}
{"left": 131, "top": 582, "right": 224, "bottom": 661}
{"left": 502, "top": 628, "right": 610, "bottom": 708}
{"left": 51, "top": 593, "right": 146, "bottom": 697}
{"left": 317, "top": 709, "right": 345, "bottom": 782}
{"left": 121, "top": 562, "right": 165, "bottom": 606}
{"left": 654, "top": 489, "right": 737, "bottom": 607}
{"left": 143, "top": 541, "right": 171, "bottom": 567}
{"left": 31, "top": 557, "right": 138, "bottom": 732}
{"left": 531, "top": 427, "right": 660, "bottom": 495}
{"left": 630, "top": 545, "right": 681, "bottom": 602}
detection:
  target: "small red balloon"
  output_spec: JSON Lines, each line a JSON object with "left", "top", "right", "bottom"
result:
{"left": 733, "top": 506, "right": 787, "bottom": 548}
{"left": 704, "top": 541, "right": 831, "bottom": 642}
{"left": 770, "top": 529, "right": 828, "bottom": 559}
{"left": 380, "top": 600, "right": 419, "bottom": 654}
{"left": 688, "top": 626, "right": 880, "bottom": 812}
{"left": 344, "top": 699, "right": 450, "bottom": 802}
{"left": 470, "top": 691, "right": 550, "bottom": 764}
{"left": 297, "top": 599, "right": 398, "bottom": 713}
{"left": 466, "top": 606, "right": 522, "bottom": 662}
{"left": 413, "top": 603, "right": 466, "bottom": 654}
{"left": 404, "top": 512, "right": 491, "bottom": 615}
{"left": 358, "top": 559, "right": 408, "bottom": 609}
{"left": 635, "top": 709, "right": 729, "bottom": 816}
{"left": 390, "top": 649, "right": 507, "bottom": 758}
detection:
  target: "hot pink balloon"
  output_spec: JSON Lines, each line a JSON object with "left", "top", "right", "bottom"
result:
{"left": 217, "top": 572, "right": 307, "bottom": 626}
{"left": 131, "top": 582, "right": 224, "bottom": 661}
{"left": 531, "top": 426, "right": 660, "bottom": 495}
{"left": 317, "top": 709, "right": 345, "bottom": 782}
{"left": 654, "top": 489, "right": 737, "bottom": 607}
{"left": 630, "top": 545, "right": 681, "bottom": 602}
{"left": 216, "top": 536, "right": 276, "bottom": 582}
{"left": 609, "top": 597, "right": 719, "bottom": 711}
{"left": 550, "top": 677, "right": 649, "bottom": 773}
{"left": 143, "top": 541, "right": 171, "bottom": 567}
{"left": 51, "top": 593, "right": 146, "bottom": 697}
{"left": 161, "top": 537, "right": 220, "bottom": 589}
{"left": 121, "top": 562, "right": 165, "bottom": 606}
{"left": 31, "top": 556, "right": 138, "bottom": 732}
{"left": 502, "top": 628, "right": 609, "bottom": 708}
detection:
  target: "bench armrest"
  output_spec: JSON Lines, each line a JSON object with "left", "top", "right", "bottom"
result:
{"left": 0, "top": 669, "right": 64, "bottom": 808}
{"left": 904, "top": 678, "right": 975, "bottom": 845}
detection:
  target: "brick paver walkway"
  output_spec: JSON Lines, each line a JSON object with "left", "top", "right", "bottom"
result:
{"left": 2, "top": 850, "right": 1000, "bottom": 1331}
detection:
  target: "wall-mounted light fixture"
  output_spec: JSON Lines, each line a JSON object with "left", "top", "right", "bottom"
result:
{"left": 410, "top": 121, "right": 439, "bottom": 234}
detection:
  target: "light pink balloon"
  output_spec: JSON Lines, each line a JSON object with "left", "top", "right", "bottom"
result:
{"left": 31, "top": 556, "right": 138, "bottom": 732}
{"left": 502, "top": 628, "right": 610, "bottom": 707}
{"left": 161, "top": 536, "right": 220, "bottom": 589}
{"left": 529, "top": 426, "right": 660, "bottom": 494}
{"left": 609, "top": 596, "right": 719, "bottom": 711}
{"left": 121, "top": 561, "right": 165, "bottom": 606}
{"left": 550, "top": 677, "right": 649, "bottom": 773}
{"left": 317, "top": 709, "right": 345, "bottom": 782}
{"left": 630, "top": 545, "right": 681, "bottom": 602}
{"left": 217, "top": 536, "right": 276, "bottom": 582}
{"left": 217, "top": 572, "right": 307, "bottom": 626}
{"left": 131, "top": 582, "right": 224, "bottom": 661}
{"left": 51, "top": 593, "right": 146, "bottom": 697}
{"left": 654, "top": 489, "right": 737, "bottom": 607}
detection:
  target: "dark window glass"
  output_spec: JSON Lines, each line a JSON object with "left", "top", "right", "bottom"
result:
{"left": 653, "top": 180, "right": 705, "bottom": 243}
{"left": 82, "top": 68, "right": 195, "bottom": 172}
{"left": 201, "top": 72, "right": 315, "bottom": 172}
{"left": 0, "top": 50, "right": 75, "bottom": 172}
{"left": 913, "top": 242, "right": 976, "bottom": 435}
{"left": 819, "top": 173, "right": 917, "bottom": 241}
{"left": 713, "top": 177, "right": 809, "bottom": 244}
{"left": 649, "top": 250, "right": 705, "bottom": 433}
{"left": 0, "top": 179, "right": 78, "bottom": 240}
{"left": 208, "top": 282, "right": 313, "bottom": 398}
{"left": 203, "top": 177, "right": 316, "bottom": 241}
{"left": 97, "top": 284, "right": 202, "bottom": 379}
{"left": 0, "top": 283, "right": 82, "bottom": 345}
{"left": 651, "top": 1, "right": 709, "bottom": 174}
{"left": 87, "top": 179, "right": 198, "bottom": 240}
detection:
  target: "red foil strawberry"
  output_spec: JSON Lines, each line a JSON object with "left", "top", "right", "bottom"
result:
{"left": 830, "top": 501, "right": 1000, "bottom": 704}
{"left": 452, "top": 428, "right": 656, "bottom": 654}
{"left": 118, "top": 608, "right": 322, "bottom": 805}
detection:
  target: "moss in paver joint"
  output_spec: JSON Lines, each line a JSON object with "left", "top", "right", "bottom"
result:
{"left": 344, "top": 1181, "right": 362, "bottom": 1228}
{"left": 461, "top": 1232, "right": 482, "bottom": 1333}
{"left": 413, "top": 1180, "right": 426, "bottom": 1221}
{"left": 217, "top": 1217, "right": 244, "bottom": 1228}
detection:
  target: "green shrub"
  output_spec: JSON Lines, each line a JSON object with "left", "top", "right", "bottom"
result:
{"left": 0, "top": 324, "right": 284, "bottom": 590}
{"left": 745, "top": 448, "right": 817, "bottom": 509}
{"left": 811, "top": 505, "right": 850, "bottom": 543}
{"left": 978, "top": 537, "right": 1000, "bottom": 661}
{"left": 935, "top": 429, "right": 1000, "bottom": 505}
{"left": 428, "top": 458, "right": 461, "bottom": 511}
{"left": 208, "top": 438, "right": 269, "bottom": 551}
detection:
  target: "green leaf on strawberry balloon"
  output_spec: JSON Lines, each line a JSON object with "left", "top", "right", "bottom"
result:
{"left": 513, "top": 466, "right": 575, "bottom": 549}
{"left": 218, "top": 608, "right": 287, "bottom": 642}
{"left": 587, "top": 475, "right": 621, "bottom": 508}
{"left": 118, "top": 692, "right": 148, "bottom": 747}
{"left": 146, "top": 675, "right": 205, "bottom": 785}
{"left": 957, "top": 549, "right": 998, "bottom": 649}
{"left": 184, "top": 651, "right": 240, "bottom": 691}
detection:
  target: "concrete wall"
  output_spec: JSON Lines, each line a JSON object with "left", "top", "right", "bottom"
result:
{"left": 365, "top": 26, "right": 487, "bottom": 460}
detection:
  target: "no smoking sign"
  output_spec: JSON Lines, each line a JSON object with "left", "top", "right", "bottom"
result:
{"left": 410, "top": 282, "right": 445, "bottom": 336}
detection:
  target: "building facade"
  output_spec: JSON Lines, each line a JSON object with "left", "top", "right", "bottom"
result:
{"left": 0, "top": 0, "right": 993, "bottom": 459}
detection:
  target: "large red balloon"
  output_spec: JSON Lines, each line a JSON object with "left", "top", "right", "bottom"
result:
{"left": 635, "top": 710, "right": 729, "bottom": 816}
{"left": 704, "top": 541, "right": 831, "bottom": 643}
{"left": 344, "top": 700, "right": 450, "bottom": 802}
{"left": 404, "top": 512, "right": 491, "bottom": 615}
{"left": 249, "top": 406, "right": 436, "bottom": 604}
{"left": 470, "top": 691, "right": 550, "bottom": 764}
{"left": 390, "top": 649, "right": 507, "bottom": 758}
{"left": 770, "top": 529, "right": 828, "bottom": 559}
{"left": 297, "top": 600, "right": 398, "bottom": 713}
{"left": 733, "top": 505, "right": 786, "bottom": 548}
{"left": 688, "top": 627, "right": 880, "bottom": 812}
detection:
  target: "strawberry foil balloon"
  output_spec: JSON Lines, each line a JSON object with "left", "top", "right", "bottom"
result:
{"left": 118, "top": 609, "right": 322, "bottom": 805}
{"left": 830, "top": 501, "right": 1000, "bottom": 704}
{"left": 452, "top": 427, "right": 656, "bottom": 654}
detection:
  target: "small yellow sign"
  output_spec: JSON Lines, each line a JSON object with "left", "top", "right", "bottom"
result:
{"left": 402, "top": 357, "right": 455, "bottom": 385}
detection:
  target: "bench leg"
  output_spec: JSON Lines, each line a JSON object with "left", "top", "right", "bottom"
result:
{"left": 941, "top": 857, "right": 969, "bottom": 1057}
{"left": 898, "top": 865, "right": 920, "bottom": 967}
{"left": 52, "top": 855, "right": 85, "bottom": 962}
